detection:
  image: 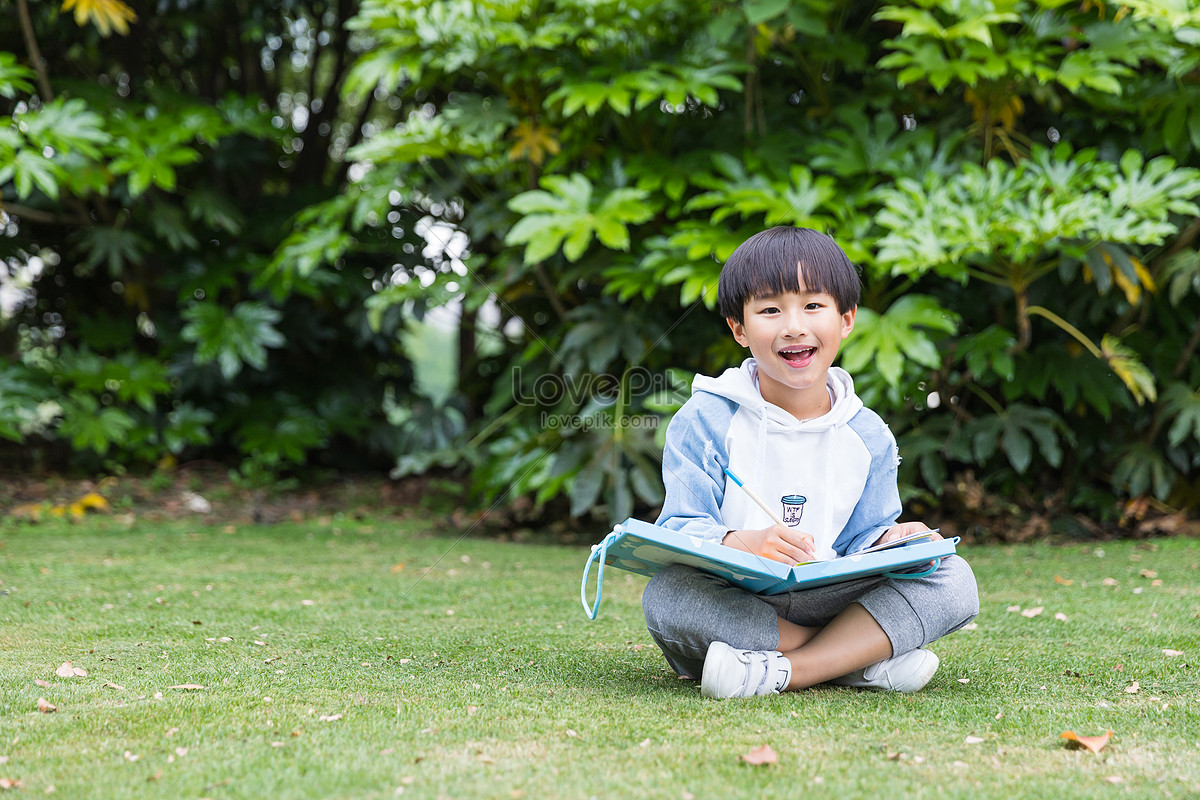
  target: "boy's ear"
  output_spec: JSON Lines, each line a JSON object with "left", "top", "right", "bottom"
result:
{"left": 840, "top": 306, "right": 857, "bottom": 339}
{"left": 726, "top": 317, "right": 749, "bottom": 347}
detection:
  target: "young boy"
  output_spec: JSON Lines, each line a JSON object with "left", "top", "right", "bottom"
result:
{"left": 642, "top": 226, "right": 979, "bottom": 699}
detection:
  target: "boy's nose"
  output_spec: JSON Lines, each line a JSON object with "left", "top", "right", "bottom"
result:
{"left": 781, "top": 314, "right": 807, "bottom": 337}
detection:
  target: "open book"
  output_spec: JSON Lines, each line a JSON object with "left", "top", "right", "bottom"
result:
{"left": 582, "top": 518, "right": 958, "bottom": 619}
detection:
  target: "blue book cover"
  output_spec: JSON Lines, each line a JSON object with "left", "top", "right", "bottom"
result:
{"left": 582, "top": 518, "right": 959, "bottom": 618}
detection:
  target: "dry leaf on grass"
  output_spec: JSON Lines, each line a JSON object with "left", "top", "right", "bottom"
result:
{"left": 0, "top": 778, "right": 25, "bottom": 790}
{"left": 1162, "top": 649, "right": 1183, "bottom": 657}
{"left": 1125, "top": 681, "right": 1139, "bottom": 694}
{"left": 1060, "top": 730, "right": 1112, "bottom": 753}
{"left": 1054, "top": 575, "right": 1073, "bottom": 585}
{"left": 740, "top": 744, "right": 777, "bottom": 765}
{"left": 37, "top": 698, "right": 57, "bottom": 713}
{"left": 55, "top": 662, "right": 87, "bottom": 678}
{"left": 1021, "top": 606, "right": 1044, "bottom": 618}
{"left": 166, "top": 684, "right": 205, "bottom": 690}
{"left": 964, "top": 735, "right": 985, "bottom": 744}
{"left": 318, "top": 713, "right": 343, "bottom": 722}
{"left": 34, "top": 679, "right": 52, "bottom": 688}
{"left": 1055, "top": 612, "right": 1068, "bottom": 621}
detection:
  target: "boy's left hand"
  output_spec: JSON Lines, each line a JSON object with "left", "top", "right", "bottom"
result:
{"left": 876, "top": 521, "right": 942, "bottom": 546}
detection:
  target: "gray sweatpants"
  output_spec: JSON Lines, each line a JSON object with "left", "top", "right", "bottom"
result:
{"left": 641, "top": 555, "right": 979, "bottom": 679}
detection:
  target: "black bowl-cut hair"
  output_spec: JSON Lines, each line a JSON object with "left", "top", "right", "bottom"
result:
{"left": 717, "top": 226, "right": 862, "bottom": 323}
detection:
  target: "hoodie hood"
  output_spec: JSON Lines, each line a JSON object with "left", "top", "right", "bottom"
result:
{"left": 691, "top": 358, "right": 863, "bottom": 431}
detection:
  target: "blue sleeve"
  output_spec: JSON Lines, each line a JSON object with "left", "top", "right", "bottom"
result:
{"left": 653, "top": 394, "right": 736, "bottom": 543}
{"left": 832, "top": 409, "right": 902, "bottom": 556}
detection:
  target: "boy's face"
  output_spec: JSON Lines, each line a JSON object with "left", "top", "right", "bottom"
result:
{"left": 726, "top": 277, "right": 856, "bottom": 417}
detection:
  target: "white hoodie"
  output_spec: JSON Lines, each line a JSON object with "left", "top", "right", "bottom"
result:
{"left": 655, "top": 358, "right": 902, "bottom": 560}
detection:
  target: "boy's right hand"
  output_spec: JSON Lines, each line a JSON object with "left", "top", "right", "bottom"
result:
{"left": 722, "top": 524, "right": 816, "bottom": 564}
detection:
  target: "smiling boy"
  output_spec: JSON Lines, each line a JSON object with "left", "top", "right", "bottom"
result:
{"left": 642, "top": 226, "right": 979, "bottom": 699}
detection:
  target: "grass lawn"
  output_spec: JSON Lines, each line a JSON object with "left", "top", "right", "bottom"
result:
{"left": 0, "top": 514, "right": 1197, "bottom": 799}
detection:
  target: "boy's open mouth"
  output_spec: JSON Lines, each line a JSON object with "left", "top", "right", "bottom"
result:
{"left": 779, "top": 346, "right": 816, "bottom": 363}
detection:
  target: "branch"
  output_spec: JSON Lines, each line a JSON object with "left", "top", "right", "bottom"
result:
{"left": 0, "top": 202, "right": 90, "bottom": 226}
{"left": 1174, "top": 317, "right": 1200, "bottom": 379}
{"left": 16, "top": 0, "right": 54, "bottom": 101}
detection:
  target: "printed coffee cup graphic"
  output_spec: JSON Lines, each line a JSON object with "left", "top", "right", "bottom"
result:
{"left": 781, "top": 495, "right": 806, "bottom": 526}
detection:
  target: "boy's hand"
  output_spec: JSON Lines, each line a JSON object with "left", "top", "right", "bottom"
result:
{"left": 723, "top": 524, "right": 816, "bottom": 564}
{"left": 876, "top": 521, "right": 942, "bottom": 546}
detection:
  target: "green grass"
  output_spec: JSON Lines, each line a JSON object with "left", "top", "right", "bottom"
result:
{"left": 1, "top": 516, "right": 1197, "bottom": 799}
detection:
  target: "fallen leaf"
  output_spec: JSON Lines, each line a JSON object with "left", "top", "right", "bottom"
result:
{"left": 1055, "top": 612, "right": 1068, "bottom": 622}
{"left": 1054, "top": 575, "right": 1073, "bottom": 585}
{"left": 55, "top": 662, "right": 87, "bottom": 678}
{"left": 301, "top": 599, "right": 315, "bottom": 606}
{"left": 1139, "top": 569, "right": 1157, "bottom": 579}
{"left": 1151, "top": 579, "right": 1163, "bottom": 586}
{"left": 166, "top": 684, "right": 205, "bottom": 690}
{"left": 740, "top": 744, "right": 778, "bottom": 765}
{"left": 1105, "top": 776, "right": 1124, "bottom": 784}
{"left": 1162, "top": 649, "right": 1183, "bottom": 657}
{"left": 318, "top": 713, "right": 343, "bottom": 722}
{"left": 1021, "top": 606, "right": 1044, "bottom": 618}
{"left": 1125, "top": 681, "right": 1139, "bottom": 694}
{"left": 1102, "top": 577, "right": 1119, "bottom": 586}
{"left": 964, "top": 735, "right": 985, "bottom": 744}
{"left": 0, "top": 778, "right": 25, "bottom": 790}
{"left": 639, "top": 738, "right": 651, "bottom": 748}
{"left": 957, "top": 678, "right": 970, "bottom": 684}
{"left": 390, "top": 563, "right": 406, "bottom": 573}
{"left": 37, "top": 698, "right": 57, "bottom": 713}
{"left": 104, "top": 682, "right": 126, "bottom": 691}
{"left": 1060, "top": 730, "right": 1112, "bottom": 753}
{"left": 34, "top": 679, "right": 52, "bottom": 688}
{"left": 78, "top": 492, "right": 109, "bottom": 512}
{"left": 1006, "top": 605, "right": 1021, "bottom": 613}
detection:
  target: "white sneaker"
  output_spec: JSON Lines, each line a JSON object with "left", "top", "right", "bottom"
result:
{"left": 700, "top": 641, "right": 792, "bottom": 699}
{"left": 829, "top": 648, "right": 939, "bottom": 692}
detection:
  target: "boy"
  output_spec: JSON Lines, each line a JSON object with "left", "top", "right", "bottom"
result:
{"left": 642, "top": 226, "right": 979, "bottom": 699}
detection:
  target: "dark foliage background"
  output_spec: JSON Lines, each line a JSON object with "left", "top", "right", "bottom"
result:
{"left": 3, "top": 0, "right": 1199, "bottom": 537}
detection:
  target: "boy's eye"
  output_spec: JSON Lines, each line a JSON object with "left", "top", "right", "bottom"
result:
{"left": 759, "top": 306, "right": 780, "bottom": 314}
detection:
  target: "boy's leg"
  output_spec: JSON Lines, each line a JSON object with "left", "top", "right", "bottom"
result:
{"left": 777, "top": 555, "right": 979, "bottom": 689}
{"left": 644, "top": 556, "right": 978, "bottom": 689}
{"left": 641, "top": 564, "right": 783, "bottom": 679}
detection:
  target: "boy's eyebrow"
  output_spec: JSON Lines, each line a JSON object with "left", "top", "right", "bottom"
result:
{"left": 749, "top": 289, "right": 829, "bottom": 301}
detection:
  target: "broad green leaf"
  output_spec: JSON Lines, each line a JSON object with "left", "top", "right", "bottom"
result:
{"left": 1162, "top": 383, "right": 1200, "bottom": 448}
{"left": 1102, "top": 334, "right": 1157, "bottom": 405}
{"left": 22, "top": 98, "right": 112, "bottom": 159}
{"left": 181, "top": 301, "right": 285, "bottom": 380}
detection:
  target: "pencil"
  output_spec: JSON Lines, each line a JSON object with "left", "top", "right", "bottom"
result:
{"left": 722, "top": 466, "right": 788, "bottom": 528}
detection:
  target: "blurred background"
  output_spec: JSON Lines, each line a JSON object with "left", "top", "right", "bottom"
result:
{"left": 2, "top": 0, "right": 1198, "bottom": 540}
